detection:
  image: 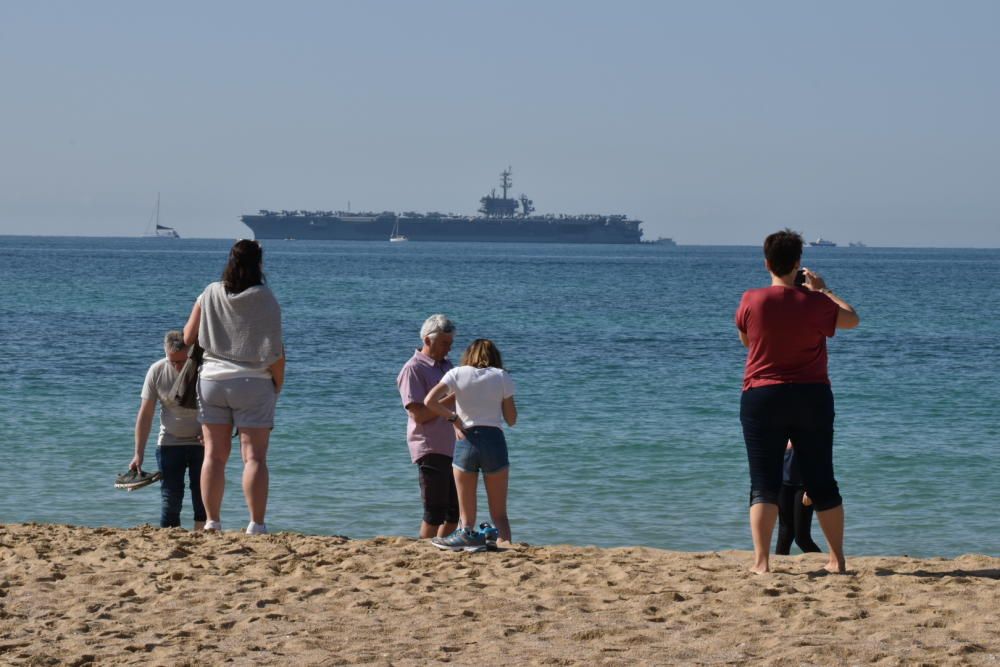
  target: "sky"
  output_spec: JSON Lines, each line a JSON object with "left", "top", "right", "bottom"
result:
{"left": 1, "top": 1, "right": 998, "bottom": 246}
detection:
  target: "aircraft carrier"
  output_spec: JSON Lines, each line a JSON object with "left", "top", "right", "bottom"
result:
{"left": 240, "top": 169, "right": 643, "bottom": 244}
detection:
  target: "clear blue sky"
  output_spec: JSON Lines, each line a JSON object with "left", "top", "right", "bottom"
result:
{"left": 1, "top": 1, "right": 997, "bottom": 246}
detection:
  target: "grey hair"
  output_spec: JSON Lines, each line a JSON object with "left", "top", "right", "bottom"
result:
{"left": 420, "top": 314, "right": 455, "bottom": 342}
{"left": 163, "top": 330, "right": 187, "bottom": 354}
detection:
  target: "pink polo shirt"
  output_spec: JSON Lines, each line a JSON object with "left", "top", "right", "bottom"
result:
{"left": 396, "top": 350, "right": 456, "bottom": 463}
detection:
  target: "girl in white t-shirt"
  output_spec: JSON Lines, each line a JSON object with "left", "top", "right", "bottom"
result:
{"left": 425, "top": 339, "right": 517, "bottom": 550}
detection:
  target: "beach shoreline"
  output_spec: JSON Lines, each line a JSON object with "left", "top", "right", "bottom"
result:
{"left": 1, "top": 523, "right": 997, "bottom": 665}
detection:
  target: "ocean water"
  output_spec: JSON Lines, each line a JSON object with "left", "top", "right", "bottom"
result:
{"left": 1, "top": 236, "right": 997, "bottom": 557}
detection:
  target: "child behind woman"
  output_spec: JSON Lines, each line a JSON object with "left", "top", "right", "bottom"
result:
{"left": 425, "top": 339, "right": 517, "bottom": 552}
{"left": 775, "top": 441, "right": 822, "bottom": 555}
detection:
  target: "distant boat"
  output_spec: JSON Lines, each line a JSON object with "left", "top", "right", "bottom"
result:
{"left": 848, "top": 241, "right": 867, "bottom": 248}
{"left": 389, "top": 218, "right": 408, "bottom": 242}
{"left": 642, "top": 237, "right": 677, "bottom": 246}
{"left": 809, "top": 237, "right": 836, "bottom": 247}
{"left": 142, "top": 193, "right": 180, "bottom": 239}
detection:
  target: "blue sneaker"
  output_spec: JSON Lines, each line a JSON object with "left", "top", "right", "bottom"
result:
{"left": 479, "top": 522, "right": 500, "bottom": 550}
{"left": 431, "top": 528, "right": 487, "bottom": 553}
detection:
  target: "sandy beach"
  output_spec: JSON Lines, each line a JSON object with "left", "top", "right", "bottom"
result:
{"left": 0, "top": 524, "right": 997, "bottom": 665}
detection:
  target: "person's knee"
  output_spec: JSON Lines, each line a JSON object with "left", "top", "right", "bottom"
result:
{"left": 205, "top": 453, "right": 228, "bottom": 466}
{"left": 243, "top": 452, "right": 268, "bottom": 467}
{"left": 160, "top": 490, "right": 183, "bottom": 527}
{"left": 423, "top": 506, "right": 448, "bottom": 526}
{"left": 161, "top": 476, "right": 185, "bottom": 499}
{"left": 749, "top": 488, "right": 780, "bottom": 506}
{"left": 808, "top": 485, "right": 842, "bottom": 512}
{"left": 240, "top": 441, "right": 267, "bottom": 465}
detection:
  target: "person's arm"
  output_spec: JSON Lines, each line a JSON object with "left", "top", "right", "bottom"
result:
{"left": 183, "top": 301, "right": 201, "bottom": 346}
{"left": 803, "top": 269, "right": 860, "bottom": 329}
{"left": 132, "top": 399, "right": 156, "bottom": 471}
{"left": 269, "top": 354, "right": 286, "bottom": 393}
{"left": 425, "top": 382, "right": 456, "bottom": 420}
{"left": 828, "top": 291, "right": 860, "bottom": 329}
{"left": 406, "top": 393, "right": 455, "bottom": 424}
{"left": 502, "top": 396, "right": 517, "bottom": 427}
{"left": 735, "top": 295, "right": 750, "bottom": 347}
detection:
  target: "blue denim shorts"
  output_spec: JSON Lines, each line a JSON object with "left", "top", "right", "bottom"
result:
{"left": 453, "top": 426, "right": 509, "bottom": 475}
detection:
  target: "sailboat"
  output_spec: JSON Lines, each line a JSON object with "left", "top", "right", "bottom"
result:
{"left": 143, "top": 193, "right": 180, "bottom": 239}
{"left": 389, "top": 218, "right": 407, "bottom": 242}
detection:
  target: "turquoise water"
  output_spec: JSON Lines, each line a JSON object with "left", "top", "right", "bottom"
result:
{"left": 1, "top": 236, "right": 997, "bottom": 557}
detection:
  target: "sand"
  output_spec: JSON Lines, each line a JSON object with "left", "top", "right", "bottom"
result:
{"left": 0, "top": 524, "right": 997, "bottom": 666}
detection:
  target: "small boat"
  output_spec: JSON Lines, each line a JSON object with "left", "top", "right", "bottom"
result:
{"left": 142, "top": 193, "right": 180, "bottom": 239}
{"left": 848, "top": 241, "right": 867, "bottom": 248}
{"left": 389, "top": 218, "right": 408, "bottom": 242}
{"left": 641, "top": 237, "right": 677, "bottom": 246}
{"left": 809, "top": 237, "right": 836, "bottom": 247}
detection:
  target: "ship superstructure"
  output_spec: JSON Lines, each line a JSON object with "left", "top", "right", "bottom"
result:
{"left": 241, "top": 168, "right": 643, "bottom": 244}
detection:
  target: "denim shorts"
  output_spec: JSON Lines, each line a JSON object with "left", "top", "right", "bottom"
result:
{"left": 453, "top": 426, "right": 509, "bottom": 475}
{"left": 198, "top": 377, "right": 277, "bottom": 428}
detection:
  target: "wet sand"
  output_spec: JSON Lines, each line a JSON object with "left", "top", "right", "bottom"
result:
{"left": 0, "top": 524, "right": 997, "bottom": 665}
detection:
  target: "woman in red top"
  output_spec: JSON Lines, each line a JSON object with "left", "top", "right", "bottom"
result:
{"left": 735, "top": 230, "right": 859, "bottom": 574}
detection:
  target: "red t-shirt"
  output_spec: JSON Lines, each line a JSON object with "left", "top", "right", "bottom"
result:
{"left": 735, "top": 286, "right": 839, "bottom": 391}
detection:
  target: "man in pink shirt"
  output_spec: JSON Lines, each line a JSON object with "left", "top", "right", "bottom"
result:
{"left": 396, "top": 314, "right": 459, "bottom": 539}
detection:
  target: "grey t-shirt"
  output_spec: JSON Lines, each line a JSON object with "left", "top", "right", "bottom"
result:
{"left": 141, "top": 358, "right": 201, "bottom": 446}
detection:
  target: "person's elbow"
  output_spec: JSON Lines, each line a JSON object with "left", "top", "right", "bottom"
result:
{"left": 136, "top": 401, "right": 155, "bottom": 423}
{"left": 502, "top": 398, "right": 517, "bottom": 426}
{"left": 837, "top": 310, "right": 861, "bottom": 330}
{"left": 406, "top": 403, "right": 432, "bottom": 424}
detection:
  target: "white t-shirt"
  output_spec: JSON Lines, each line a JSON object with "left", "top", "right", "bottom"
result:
{"left": 141, "top": 359, "right": 201, "bottom": 446}
{"left": 199, "top": 351, "right": 273, "bottom": 381}
{"left": 441, "top": 366, "right": 515, "bottom": 428}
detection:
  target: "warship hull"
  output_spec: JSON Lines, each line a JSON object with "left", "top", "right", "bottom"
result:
{"left": 241, "top": 214, "right": 643, "bottom": 244}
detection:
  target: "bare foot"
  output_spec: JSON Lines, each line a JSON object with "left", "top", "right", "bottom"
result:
{"left": 823, "top": 559, "right": 847, "bottom": 574}
{"left": 750, "top": 560, "right": 770, "bottom": 575}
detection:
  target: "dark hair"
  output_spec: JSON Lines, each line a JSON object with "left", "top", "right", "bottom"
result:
{"left": 763, "top": 229, "right": 803, "bottom": 277}
{"left": 222, "top": 240, "right": 265, "bottom": 294}
{"left": 461, "top": 339, "right": 504, "bottom": 370}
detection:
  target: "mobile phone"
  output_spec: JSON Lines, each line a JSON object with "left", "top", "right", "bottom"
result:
{"left": 794, "top": 269, "right": 806, "bottom": 287}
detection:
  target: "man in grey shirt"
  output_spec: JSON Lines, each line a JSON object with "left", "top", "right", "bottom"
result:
{"left": 130, "top": 331, "right": 206, "bottom": 530}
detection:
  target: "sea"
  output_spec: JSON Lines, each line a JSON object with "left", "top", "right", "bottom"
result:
{"left": 1, "top": 236, "right": 997, "bottom": 557}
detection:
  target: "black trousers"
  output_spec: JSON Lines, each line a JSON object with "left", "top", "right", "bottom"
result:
{"left": 776, "top": 485, "right": 822, "bottom": 554}
{"left": 740, "top": 383, "right": 843, "bottom": 512}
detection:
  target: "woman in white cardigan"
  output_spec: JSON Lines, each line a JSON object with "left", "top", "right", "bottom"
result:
{"left": 183, "top": 240, "right": 285, "bottom": 535}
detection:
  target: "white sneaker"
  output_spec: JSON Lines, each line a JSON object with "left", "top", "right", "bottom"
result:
{"left": 246, "top": 521, "right": 268, "bottom": 535}
{"left": 203, "top": 520, "right": 222, "bottom": 532}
